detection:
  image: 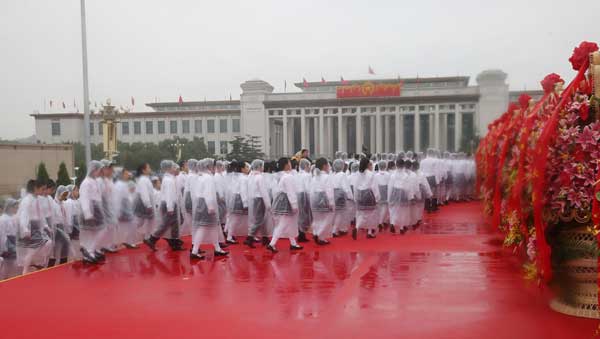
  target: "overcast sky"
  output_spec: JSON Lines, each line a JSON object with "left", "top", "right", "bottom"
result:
{"left": 1, "top": 0, "right": 598, "bottom": 139}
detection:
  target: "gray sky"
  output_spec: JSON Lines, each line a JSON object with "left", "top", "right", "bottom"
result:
{"left": 1, "top": 0, "right": 598, "bottom": 139}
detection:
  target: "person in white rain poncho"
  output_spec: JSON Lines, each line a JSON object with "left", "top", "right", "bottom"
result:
{"left": 0, "top": 199, "right": 20, "bottom": 279}
{"left": 410, "top": 161, "right": 432, "bottom": 226}
{"left": 98, "top": 160, "right": 118, "bottom": 253}
{"left": 330, "top": 159, "right": 354, "bottom": 237}
{"left": 310, "top": 158, "right": 335, "bottom": 245}
{"left": 374, "top": 160, "right": 391, "bottom": 231}
{"left": 225, "top": 161, "right": 250, "bottom": 244}
{"left": 267, "top": 157, "right": 303, "bottom": 253}
{"left": 79, "top": 161, "right": 109, "bottom": 264}
{"left": 176, "top": 160, "right": 189, "bottom": 236}
{"left": 296, "top": 159, "right": 313, "bottom": 242}
{"left": 353, "top": 158, "right": 380, "bottom": 240}
{"left": 17, "top": 180, "right": 54, "bottom": 272}
{"left": 190, "top": 158, "right": 229, "bottom": 260}
{"left": 114, "top": 169, "right": 138, "bottom": 249}
{"left": 348, "top": 161, "right": 360, "bottom": 195}
{"left": 182, "top": 159, "right": 198, "bottom": 239}
{"left": 48, "top": 185, "right": 73, "bottom": 266}
{"left": 245, "top": 159, "right": 273, "bottom": 248}
{"left": 134, "top": 163, "right": 156, "bottom": 243}
{"left": 388, "top": 158, "right": 417, "bottom": 234}
{"left": 420, "top": 148, "right": 439, "bottom": 213}
{"left": 143, "top": 160, "right": 186, "bottom": 252}
{"left": 214, "top": 160, "right": 228, "bottom": 231}
{"left": 64, "top": 185, "right": 82, "bottom": 260}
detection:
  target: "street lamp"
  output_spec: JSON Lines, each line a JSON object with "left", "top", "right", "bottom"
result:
{"left": 171, "top": 138, "right": 185, "bottom": 162}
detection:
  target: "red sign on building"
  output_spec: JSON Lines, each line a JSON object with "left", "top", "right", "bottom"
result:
{"left": 336, "top": 81, "right": 402, "bottom": 98}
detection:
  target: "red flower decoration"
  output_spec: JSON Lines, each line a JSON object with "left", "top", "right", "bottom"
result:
{"left": 518, "top": 94, "right": 532, "bottom": 111}
{"left": 540, "top": 73, "right": 564, "bottom": 94}
{"left": 568, "top": 41, "right": 598, "bottom": 71}
{"left": 580, "top": 103, "right": 590, "bottom": 121}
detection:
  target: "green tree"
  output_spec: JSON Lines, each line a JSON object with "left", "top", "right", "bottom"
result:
{"left": 56, "top": 162, "right": 71, "bottom": 186}
{"left": 227, "top": 135, "right": 264, "bottom": 161}
{"left": 36, "top": 162, "right": 50, "bottom": 183}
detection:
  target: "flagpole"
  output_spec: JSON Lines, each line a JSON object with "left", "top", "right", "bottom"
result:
{"left": 80, "top": 0, "right": 92, "bottom": 164}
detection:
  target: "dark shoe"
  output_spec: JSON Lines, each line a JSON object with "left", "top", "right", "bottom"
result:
{"left": 297, "top": 232, "right": 309, "bottom": 243}
{"left": 378, "top": 224, "right": 383, "bottom": 232}
{"left": 367, "top": 233, "right": 376, "bottom": 239}
{"left": 47, "top": 258, "right": 56, "bottom": 267}
{"left": 313, "top": 235, "right": 319, "bottom": 244}
{"left": 261, "top": 236, "right": 270, "bottom": 246}
{"left": 80, "top": 248, "right": 97, "bottom": 263}
{"left": 244, "top": 236, "right": 256, "bottom": 248}
{"left": 226, "top": 239, "right": 238, "bottom": 245}
{"left": 94, "top": 250, "right": 106, "bottom": 261}
{"left": 219, "top": 242, "right": 229, "bottom": 249}
{"left": 290, "top": 245, "right": 303, "bottom": 250}
{"left": 400, "top": 228, "right": 407, "bottom": 235}
{"left": 266, "top": 245, "right": 278, "bottom": 253}
{"left": 352, "top": 228, "right": 357, "bottom": 240}
{"left": 30, "top": 264, "right": 45, "bottom": 270}
{"left": 390, "top": 225, "right": 396, "bottom": 233}
{"left": 316, "top": 239, "right": 330, "bottom": 246}
{"left": 190, "top": 253, "right": 205, "bottom": 260}
{"left": 123, "top": 243, "right": 139, "bottom": 249}
{"left": 59, "top": 257, "right": 68, "bottom": 265}
{"left": 332, "top": 232, "right": 339, "bottom": 238}
{"left": 214, "top": 250, "right": 229, "bottom": 257}
{"left": 102, "top": 247, "right": 118, "bottom": 254}
{"left": 144, "top": 236, "right": 158, "bottom": 251}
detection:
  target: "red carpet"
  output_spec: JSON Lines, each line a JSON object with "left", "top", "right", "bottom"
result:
{"left": 0, "top": 202, "right": 597, "bottom": 338}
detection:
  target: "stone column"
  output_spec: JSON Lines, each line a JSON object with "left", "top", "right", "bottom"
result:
{"left": 455, "top": 111, "right": 462, "bottom": 152}
{"left": 414, "top": 112, "right": 420, "bottom": 152}
{"left": 282, "top": 115, "right": 288, "bottom": 156}
{"left": 300, "top": 110, "right": 307, "bottom": 150}
{"left": 338, "top": 111, "right": 344, "bottom": 153}
{"left": 319, "top": 111, "right": 324, "bottom": 158}
{"left": 376, "top": 111, "right": 383, "bottom": 153}
{"left": 356, "top": 114, "right": 363, "bottom": 154}
{"left": 395, "top": 112, "right": 402, "bottom": 152}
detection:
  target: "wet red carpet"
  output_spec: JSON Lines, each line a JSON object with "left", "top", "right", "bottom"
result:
{"left": 0, "top": 202, "right": 597, "bottom": 338}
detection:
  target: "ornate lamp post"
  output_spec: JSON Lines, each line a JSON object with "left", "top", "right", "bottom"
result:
{"left": 99, "top": 99, "right": 121, "bottom": 161}
{"left": 171, "top": 137, "right": 185, "bottom": 162}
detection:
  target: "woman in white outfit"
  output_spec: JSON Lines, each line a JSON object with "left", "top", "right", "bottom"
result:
{"left": 134, "top": 163, "right": 156, "bottom": 244}
{"left": 296, "top": 159, "right": 313, "bottom": 242}
{"left": 374, "top": 160, "right": 391, "bottom": 231}
{"left": 245, "top": 159, "right": 273, "bottom": 248}
{"left": 353, "top": 158, "right": 380, "bottom": 240}
{"left": 225, "top": 161, "right": 250, "bottom": 244}
{"left": 310, "top": 158, "right": 335, "bottom": 245}
{"left": 190, "top": 158, "right": 229, "bottom": 260}
{"left": 114, "top": 169, "right": 138, "bottom": 248}
{"left": 330, "top": 159, "right": 354, "bottom": 237}
{"left": 0, "top": 199, "right": 20, "bottom": 279}
{"left": 182, "top": 159, "right": 198, "bottom": 239}
{"left": 267, "top": 157, "right": 303, "bottom": 253}
{"left": 79, "top": 160, "right": 107, "bottom": 264}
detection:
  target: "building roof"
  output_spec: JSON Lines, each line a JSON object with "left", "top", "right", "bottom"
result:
{"left": 146, "top": 100, "right": 240, "bottom": 108}
{"left": 31, "top": 110, "right": 241, "bottom": 120}
{"left": 294, "top": 76, "right": 470, "bottom": 89}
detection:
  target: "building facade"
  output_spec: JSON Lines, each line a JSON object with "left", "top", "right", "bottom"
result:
{"left": 32, "top": 70, "right": 543, "bottom": 158}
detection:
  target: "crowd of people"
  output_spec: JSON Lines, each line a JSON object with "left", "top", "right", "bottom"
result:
{"left": 0, "top": 149, "right": 475, "bottom": 278}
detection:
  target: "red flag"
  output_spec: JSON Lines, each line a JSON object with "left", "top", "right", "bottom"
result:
{"left": 341, "top": 76, "right": 348, "bottom": 85}
{"left": 303, "top": 78, "right": 308, "bottom": 88}
{"left": 368, "top": 66, "right": 375, "bottom": 75}
{"left": 321, "top": 76, "right": 326, "bottom": 84}
{"left": 131, "top": 96, "right": 135, "bottom": 106}
{"left": 62, "top": 102, "right": 66, "bottom": 109}
{"left": 178, "top": 95, "right": 183, "bottom": 104}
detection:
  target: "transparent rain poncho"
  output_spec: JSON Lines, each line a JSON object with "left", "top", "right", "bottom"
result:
{"left": 375, "top": 161, "right": 389, "bottom": 204}
{"left": 226, "top": 172, "right": 248, "bottom": 215}
{"left": 191, "top": 159, "right": 219, "bottom": 227}
{"left": 331, "top": 159, "right": 351, "bottom": 209}
{"left": 80, "top": 160, "right": 105, "bottom": 228}
{"left": 247, "top": 160, "right": 270, "bottom": 227}
{"left": 354, "top": 171, "right": 379, "bottom": 210}
{"left": 309, "top": 169, "right": 333, "bottom": 212}
{"left": 183, "top": 159, "right": 198, "bottom": 214}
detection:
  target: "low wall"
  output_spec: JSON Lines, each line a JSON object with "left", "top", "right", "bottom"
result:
{"left": 0, "top": 143, "right": 74, "bottom": 197}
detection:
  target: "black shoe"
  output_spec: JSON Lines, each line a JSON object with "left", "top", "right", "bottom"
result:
{"left": 400, "top": 228, "right": 407, "bottom": 235}
{"left": 144, "top": 236, "right": 158, "bottom": 251}
{"left": 123, "top": 243, "right": 139, "bottom": 249}
{"left": 219, "top": 242, "right": 229, "bottom": 249}
{"left": 332, "top": 232, "right": 339, "bottom": 238}
{"left": 59, "top": 257, "right": 68, "bottom": 265}
{"left": 261, "top": 236, "right": 270, "bottom": 246}
{"left": 167, "top": 239, "right": 186, "bottom": 251}
{"left": 313, "top": 235, "right": 319, "bottom": 244}
{"left": 297, "top": 232, "right": 309, "bottom": 243}
{"left": 266, "top": 245, "right": 278, "bottom": 253}
{"left": 94, "top": 250, "right": 106, "bottom": 261}
{"left": 47, "top": 258, "right": 56, "bottom": 267}
{"left": 244, "top": 236, "right": 256, "bottom": 248}
{"left": 190, "top": 253, "right": 205, "bottom": 260}
{"left": 226, "top": 239, "right": 238, "bottom": 245}
{"left": 316, "top": 239, "right": 329, "bottom": 246}
{"left": 214, "top": 250, "right": 229, "bottom": 257}
{"left": 378, "top": 224, "right": 383, "bottom": 232}
{"left": 352, "top": 228, "right": 357, "bottom": 240}
{"left": 367, "top": 233, "right": 376, "bottom": 239}
{"left": 102, "top": 247, "right": 118, "bottom": 254}
{"left": 80, "top": 248, "right": 97, "bottom": 263}
{"left": 290, "top": 245, "right": 303, "bottom": 250}
{"left": 30, "top": 264, "right": 45, "bottom": 270}
{"left": 390, "top": 225, "right": 396, "bottom": 233}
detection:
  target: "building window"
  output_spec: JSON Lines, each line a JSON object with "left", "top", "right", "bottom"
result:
{"left": 389, "top": 106, "right": 396, "bottom": 112}
{"left": 232, "top": 119, "right": 240, "bottom": 133}
{"left": 122, "top": 122, "right": 130, "bottom": 135}
{"left": 360, "top": 107, "right": 368, "bottom": 113}
{"left": 158, "top": 121, "right": 165, "bottom": 134}
{"left": 170, "top": 120, "right": 178, "bottom": 134}
{"left": 182, "top": 120, "right": 190, "bottom": 134}
{"left": 134, "top": 121, "right": 141, "bottom": 135}
{"left": 207, "top": 141, "right": 215, "bottom": 154}
{"left": 207, "top": 120, "right": 215, "bottom": 133}
{"left": 146, "top": 121, "right": 153, "bottom": 134}
{"left": 220, "top": 119, "right": 227, "bottom": 133}
{"left": 219, "top": 141, "right": 228, "bottom": 154}
{"left": 90, "top": 122, "right": 94, "bottom": 136}
{"left": 98, "top": 122, "right": 103, "bottom": 135}
{"left": 51, "top": 122, "right": 61, "bottom": 136}
{"left": 194, "top": 120, "right": 202, "bottom": 134}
